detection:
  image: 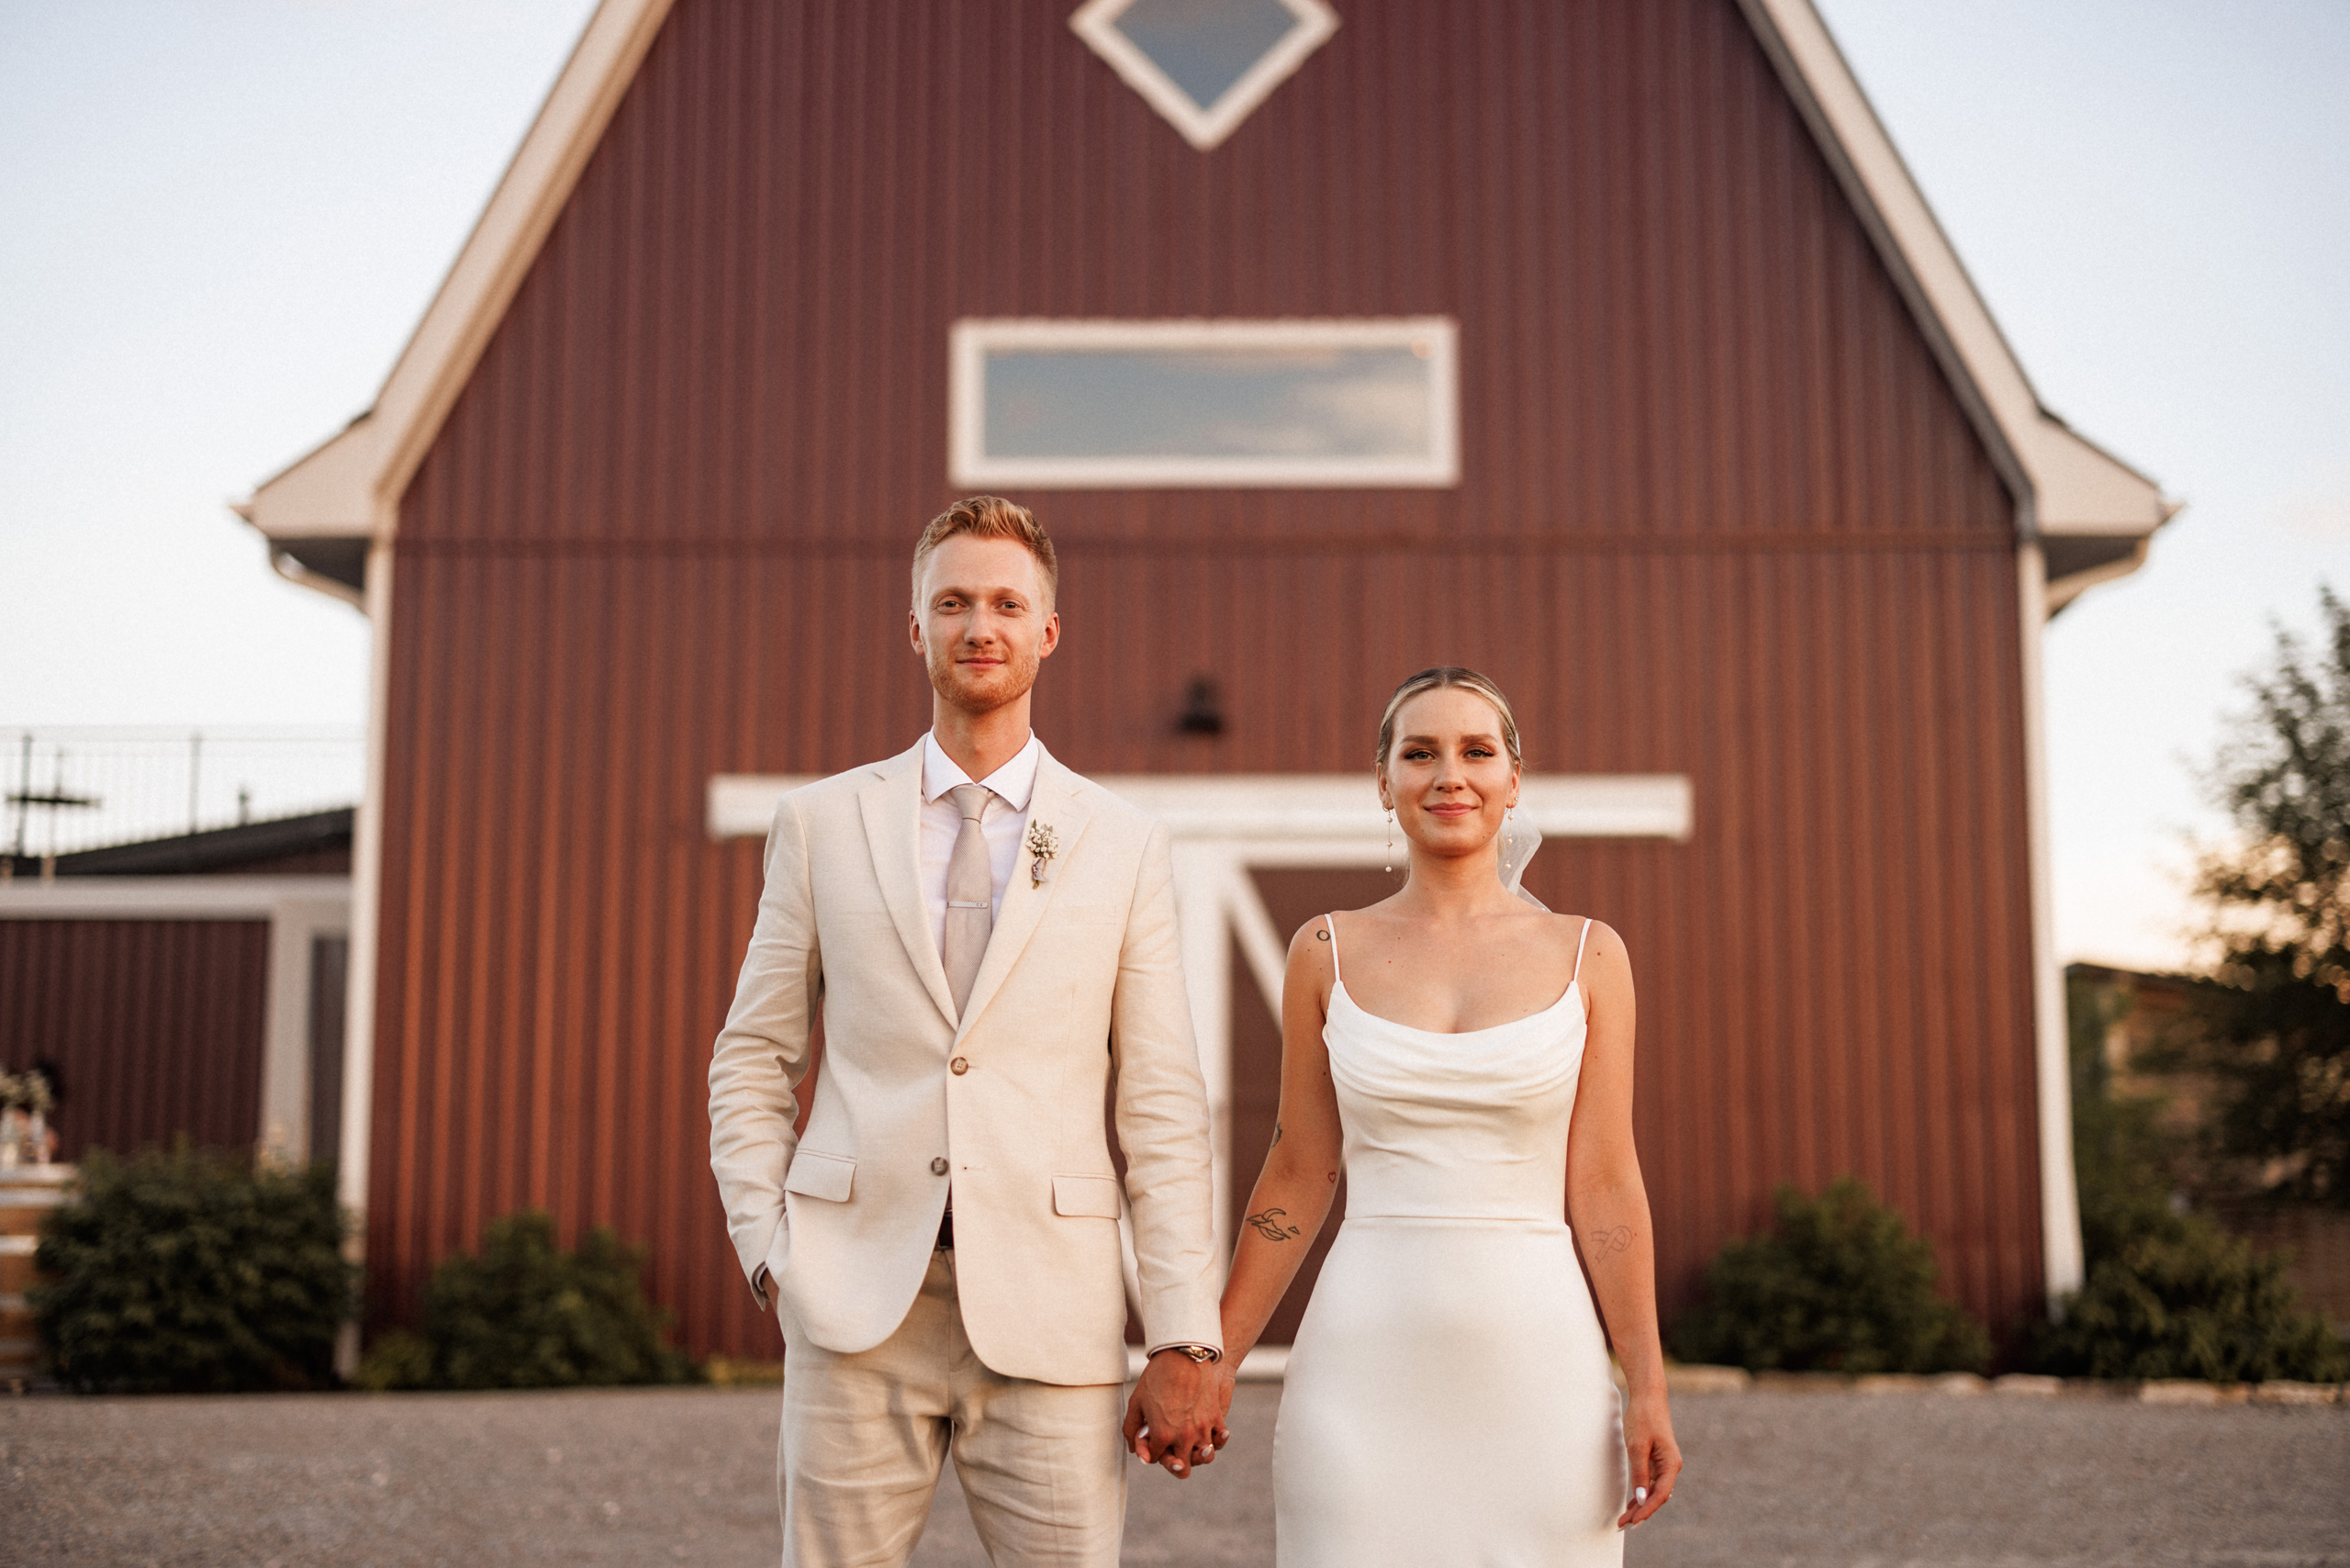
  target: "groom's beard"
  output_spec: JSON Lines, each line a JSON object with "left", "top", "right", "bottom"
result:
{"left": 929, "top": 637, "right": 1044, "bottom": 718}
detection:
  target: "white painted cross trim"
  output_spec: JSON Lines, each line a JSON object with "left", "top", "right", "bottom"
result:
{"left": 709, "top": 772, "right": 1691, "bottom": 1262}
{"left": 1069, "top": 0, "right": 1340, "bottom": 152}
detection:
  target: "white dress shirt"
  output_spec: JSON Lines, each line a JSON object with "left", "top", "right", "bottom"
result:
{"left": 919, "top": 731, "right": 1040, "bottom": 959}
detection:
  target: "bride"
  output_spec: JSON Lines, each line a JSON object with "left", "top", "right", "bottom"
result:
{"left": 1216, "top": 666, "right": 1681, "bottom": 1565}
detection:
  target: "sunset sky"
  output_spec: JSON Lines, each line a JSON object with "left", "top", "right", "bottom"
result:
{"left": 4, "top": 0, "right": 2344, "bottom": 971}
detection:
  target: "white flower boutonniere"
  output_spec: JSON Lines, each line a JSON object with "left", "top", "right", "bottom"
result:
{"left": 1025, "top": 821, "right": 1059, "bottom": 889}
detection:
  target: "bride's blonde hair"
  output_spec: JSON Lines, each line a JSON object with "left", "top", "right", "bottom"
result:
{"left": 1374, "top": 666, "right": 1523, "bottom": 770}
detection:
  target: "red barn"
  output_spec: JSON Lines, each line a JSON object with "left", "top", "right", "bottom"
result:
{"left": 241, "top": 0, "right": 2168, "bottom": 1359}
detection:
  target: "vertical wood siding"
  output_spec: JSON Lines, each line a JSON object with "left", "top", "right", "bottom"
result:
{"left": 0, "top": 920, "right": 269, "bottom": 1161}
{"left": 376, "top": 0, "right": 2039, "bottom": 1351}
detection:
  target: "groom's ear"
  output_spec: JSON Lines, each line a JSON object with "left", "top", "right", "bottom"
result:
{"left": 1037, "top": 609, "right": 1061, "bottom": 659}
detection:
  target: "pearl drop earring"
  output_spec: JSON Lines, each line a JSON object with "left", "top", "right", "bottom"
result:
{"left": 1384, "top": 807, "right": 1395, "bottom": 876}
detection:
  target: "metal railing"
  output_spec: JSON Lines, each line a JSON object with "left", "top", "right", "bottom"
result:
{"left": 3, "top": 727, "right": 364, "bottom": 860}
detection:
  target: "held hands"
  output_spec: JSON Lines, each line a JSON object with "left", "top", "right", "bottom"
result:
{"left": 1615, "top": 1389, "right": 1683, "bottom": 1529}
{"left": 1122, "top": 1350, "right": 1234, "bottom": 1479}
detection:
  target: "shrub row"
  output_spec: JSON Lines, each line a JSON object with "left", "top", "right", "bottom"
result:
{"left": 1666, "top": 1176, "right": 2344, "bottom": 1384}
{"left": 31, "top": 1146, "right": 694, "bottom": 1394}
{"left": 31, "top": 1148, "right": 2339, "bottom": 1391}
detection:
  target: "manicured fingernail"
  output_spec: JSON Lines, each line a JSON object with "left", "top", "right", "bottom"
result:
{"left": 1635, "top": 1486, "right": 1649, "bottom": 1505}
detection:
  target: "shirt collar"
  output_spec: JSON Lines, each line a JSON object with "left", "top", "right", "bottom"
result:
{"left": 921, "top": 731, "right": 1041, "bottom": 812}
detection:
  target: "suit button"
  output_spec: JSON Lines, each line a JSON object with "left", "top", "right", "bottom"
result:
{"left": 950, "top": 1057, "right": 969, "bottom": 1075}
{"left": 930, "top": 1157, "right": 948, "bottom": 1176}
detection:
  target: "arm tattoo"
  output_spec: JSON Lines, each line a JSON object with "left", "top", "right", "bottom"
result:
{"left": 1592, "top": 1225, "right": 1634, "bottom": 1259}
{"left": 1247, "top": 1209, "right": 1304, "bottom": 1242}
{"left": 1270, "top": 1122, "right": 1283, "bottom": 1148}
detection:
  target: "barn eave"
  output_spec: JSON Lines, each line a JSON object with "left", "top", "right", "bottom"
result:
{"left": 229, "top": 0, "right": 680, "bottom": 612}
{"left": 1735, "top": 0, "right": 2175, "bottom": 611}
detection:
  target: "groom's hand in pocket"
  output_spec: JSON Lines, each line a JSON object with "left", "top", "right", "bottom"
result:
{"left": 1124, "top": 1350, "right": 1224, "bottom": 1479}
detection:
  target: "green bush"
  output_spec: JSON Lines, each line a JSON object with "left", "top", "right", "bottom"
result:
{"left": 1668, "top": 1177, "right": 1992, "bottom": 1374}
{"left": 2046, "top": 969, "right": 2347, "bottom": 1383}
{"left": 30, "top": 1145, "right": 353, "bottom": 1393}
{"left": 356, "top": 1210, "right": 697, "bottom": 1390}
{"left": 2030, "top": 1204, "right": 2345, "bottom": 1383}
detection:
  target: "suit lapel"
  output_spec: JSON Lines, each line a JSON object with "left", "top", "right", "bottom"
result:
{"left": 954, "top": 749, "right": 1092, "bottom": 1043}
{"left": 859, "top": 743, "right": 957, "bottom": 1026}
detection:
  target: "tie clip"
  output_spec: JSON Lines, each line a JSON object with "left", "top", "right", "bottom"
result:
{"left": 946, "top": 900, "right": 990, "bottom": 909}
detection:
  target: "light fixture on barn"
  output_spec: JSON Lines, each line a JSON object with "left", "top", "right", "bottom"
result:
{"left": 1176, "top": 677, "right": 1225, "bottom": 737}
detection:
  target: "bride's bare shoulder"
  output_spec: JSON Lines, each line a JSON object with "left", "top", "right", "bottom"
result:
{"left": 1552, "top": 913, "right": 1629, "bottom": 969}
{"left": 1284, "top": 912, "right": 1339, "bottom": 967}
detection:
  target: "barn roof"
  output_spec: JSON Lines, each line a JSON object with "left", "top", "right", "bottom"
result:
{"left": 234, "top": 0, "right": 2172, "bottom": 612}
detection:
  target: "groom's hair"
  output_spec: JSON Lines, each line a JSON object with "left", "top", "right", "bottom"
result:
{"left": 912, "top": 497, "right": 1059, "bottom": 611}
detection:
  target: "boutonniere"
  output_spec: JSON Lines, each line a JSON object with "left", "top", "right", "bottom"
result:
{"left": 1025, "top": 821, "right": 1059, "bottom": 889}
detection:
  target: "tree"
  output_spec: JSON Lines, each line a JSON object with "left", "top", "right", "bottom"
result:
{"left": 2191, "top": 585, "right": 2350, "bottom": 1206}
{"left": 2033, "top": 971, "right": 2344, "bottom": 1383}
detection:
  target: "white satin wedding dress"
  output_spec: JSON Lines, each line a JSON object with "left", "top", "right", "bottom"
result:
{"left": 1273, "top": 914, "right": 1627, "bottom": 1567}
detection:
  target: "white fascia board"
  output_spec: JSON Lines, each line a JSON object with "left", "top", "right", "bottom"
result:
{"left": 1737, "top": 0, "right": 2170, "bottom": 543}
{"left": 0, "top": 877, "right": 351, "bottom": 921}
{"left": 231, "top": 0, "right": 677, "bottom": 547}
{"left": 709, "top": 773, "right": 1692, "bottom": 844}
{"left": 232, "top": 417, "right": 383, "bottom": 540}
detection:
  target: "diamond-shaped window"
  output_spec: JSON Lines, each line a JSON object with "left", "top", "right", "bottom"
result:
{"left": 1071, "top": 0, "right": 1339, "bottom": 151}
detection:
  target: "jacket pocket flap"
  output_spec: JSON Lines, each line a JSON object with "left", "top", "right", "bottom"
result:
{"left": 1051, "top": 1173, "right": 1122, "bottom": 1219}
{"left": 784, "top": 1152, "right": 855, "bottom": 1203}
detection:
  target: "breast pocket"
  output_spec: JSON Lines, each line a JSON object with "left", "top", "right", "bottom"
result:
{"left": 785, "top": 1151, "right": 856, "bottom": 1204}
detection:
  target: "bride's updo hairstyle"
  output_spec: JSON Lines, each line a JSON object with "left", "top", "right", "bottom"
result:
{"left": 1374, "top": 666, "right": 1523, "bottom": 771}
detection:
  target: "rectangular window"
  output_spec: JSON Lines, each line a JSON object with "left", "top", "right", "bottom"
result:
{"left": 949, "top": 318, "right": 1459, "bottom": 488}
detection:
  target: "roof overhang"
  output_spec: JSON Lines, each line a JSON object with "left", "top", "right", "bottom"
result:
{"left": 236, "top": 0, "right": 2171, "bottom": 618}
{"left": 229, "top": 0, "right": 679, "bottom": 607}
{"left": 1734, "top": 0, "right": 2176, "bottom": 611}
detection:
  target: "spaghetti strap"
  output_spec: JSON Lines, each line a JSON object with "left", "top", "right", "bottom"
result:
{"left": 1569, "top": 918, "right": 1592, "bottom": 986}
{"left": 1323, "top": 914, "right": 1344, "bottom": 984}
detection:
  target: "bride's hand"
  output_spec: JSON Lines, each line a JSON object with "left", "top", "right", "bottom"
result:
{"left": 1210, "top": 1361, "right": 1237, "bottom": 1450}
{"left": 1616, "top": 1390, "right": 1682, "bottom": 1529}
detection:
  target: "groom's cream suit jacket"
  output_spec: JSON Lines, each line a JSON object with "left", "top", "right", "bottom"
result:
{"left": 709, "top": 740, "right": 1223, "bottom": 1386}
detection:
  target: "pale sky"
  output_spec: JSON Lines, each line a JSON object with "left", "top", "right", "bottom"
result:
{"left": 4, "top": 2, "right": 2344, "bottom": 972}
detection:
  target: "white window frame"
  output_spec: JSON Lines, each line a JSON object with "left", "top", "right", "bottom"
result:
{"left": 948, "top": 317, "right": 1460, "bottom": 489}
{"left": 1069, "top": 0, "right": 1340, "bottom": 152}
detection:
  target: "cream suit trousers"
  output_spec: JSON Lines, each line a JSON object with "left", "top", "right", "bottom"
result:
{"left": 779, "top": 1249, "right": 1125, "bottom": 1568}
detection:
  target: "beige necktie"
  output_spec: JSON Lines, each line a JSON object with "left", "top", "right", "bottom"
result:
{"left": 942, "top": 784, "right": 995, "bottom": 1016}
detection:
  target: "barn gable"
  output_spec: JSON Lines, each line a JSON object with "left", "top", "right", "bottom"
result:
{"left": 237, "top": 0, "right": 2173, "bottom": 1357}
{"left": 238, "top": 0, "right": 2166, "bottom": 588}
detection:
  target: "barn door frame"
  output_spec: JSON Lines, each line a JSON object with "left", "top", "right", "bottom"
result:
{"left": 1119, "top": 775, "right": 1695, "bottom": 1263}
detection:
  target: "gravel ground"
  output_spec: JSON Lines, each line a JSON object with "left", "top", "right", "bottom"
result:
{"left": 5, "top": 1382, "right": 2345, "bottom": 1567}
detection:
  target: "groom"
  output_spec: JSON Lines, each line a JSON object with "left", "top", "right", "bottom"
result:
{"left": 710, "top": 497, "right": 1228, "bottom": 1566}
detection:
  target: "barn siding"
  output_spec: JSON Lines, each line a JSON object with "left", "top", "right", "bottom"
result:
{"left": 375, "top": 0, "right": 2038, "bottom": 1352}
{"left": 0, "top": 920, "right": 269, "bottom": 1161}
